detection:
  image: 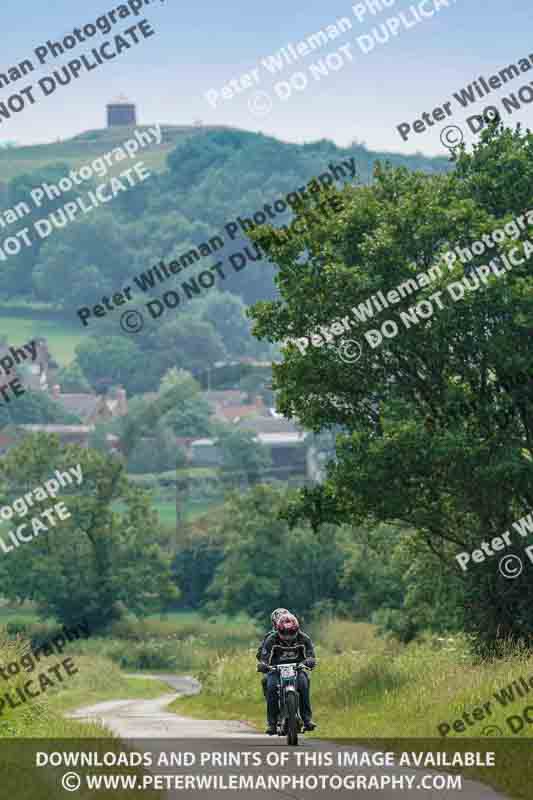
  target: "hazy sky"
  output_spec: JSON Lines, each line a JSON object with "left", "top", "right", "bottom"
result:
{"left": 2, "top": 0, "right": 532, "bottom": 155}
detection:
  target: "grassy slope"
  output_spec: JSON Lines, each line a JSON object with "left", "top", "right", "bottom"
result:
{"left": 0, "top": 642, "right": 170, "bottom": 738}
{"left": 0, "top": 124, "right": 245, "bottom": 183}
{"left": 0, "top": 125, "right": 201, "bottom": 182}
{"left": 0, "top": 623, "right": 170, "bottom": 797}
{"left": 0, "top": 660, "right": 168, "bottom": 800}
{"left": 170, "top": 621, "right": 533, "bottom": 800}
{"left": 0, "top": 608, "right": 262, "bottom": 797}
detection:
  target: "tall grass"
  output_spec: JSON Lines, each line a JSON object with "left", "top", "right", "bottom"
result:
{"left": 0, "top": 632, "right": 167, "bottom": 799}
{"left": 308, "top": 619, "right": 387, "bottom": 655}
{"left": 0, "top": 629, "right": 169, "bottom": 739}
{"left": 171, "top": 618, "right": 533, "bottom": 739}
{"left": 68, "top": 613, "right": 261, "bottom": 674}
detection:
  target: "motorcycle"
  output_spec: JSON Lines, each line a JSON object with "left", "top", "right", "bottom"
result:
{"left": 269, "top": 662, "right": 309, "bottom": 746}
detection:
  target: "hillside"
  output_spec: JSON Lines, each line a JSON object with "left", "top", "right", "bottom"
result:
{"left": 0, "top": 126, "right": 451, "bottom": 184}
{"left": 0, "top": 126, "right": 451, "bottom": 307}
{"left": 0, "top": 124, "right": 240, "bottom": 183}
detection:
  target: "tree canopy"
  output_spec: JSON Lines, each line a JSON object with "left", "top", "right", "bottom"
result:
{"left": 250, "top": 122, "right": 533, "bottom": 651}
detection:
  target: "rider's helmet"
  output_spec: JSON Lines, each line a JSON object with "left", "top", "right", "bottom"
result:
{"left": 277, "top": 613, "right": 300, "bottom": 644}
{"left": 271, "top": 608, "right": 289, "bottom": 629}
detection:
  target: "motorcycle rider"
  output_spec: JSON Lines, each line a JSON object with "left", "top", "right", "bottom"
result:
{"left": 256, "top": 608, "right": 291, "bottom": 700}
{"left": 258, "top": 609, "right": 291, "bottom": 655}
{"left": 257, "top": 612, "right": 317, "bottom": 735}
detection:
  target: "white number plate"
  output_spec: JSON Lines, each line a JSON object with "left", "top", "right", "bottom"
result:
{"left": 280, "top": 665, "right": 296, "bottom": 678}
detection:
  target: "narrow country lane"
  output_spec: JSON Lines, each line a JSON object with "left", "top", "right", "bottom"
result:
{"left": 66, "top": 674, "right": 510, "bottom": 800}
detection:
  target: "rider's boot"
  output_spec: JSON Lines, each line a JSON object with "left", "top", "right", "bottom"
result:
{"left": 303, "top": 719, "right": 316, "bottom": 731}
{"left": 265, "top": 720, "right": 277, "bottom": 735}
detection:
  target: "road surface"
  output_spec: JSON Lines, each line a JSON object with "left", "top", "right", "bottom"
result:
{"left": 66, "top": 673, "right": 509, "bottom": 799}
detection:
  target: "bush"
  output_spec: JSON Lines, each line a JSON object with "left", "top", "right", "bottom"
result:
{"left": 372, "top": 608, "right": 419, "bottom": 644}
{"left": 309, "top": 618, "right": 381, "bottom": 655}
{"left": 106, "top": 640, "right": 179, "bottom": 670}
{"left": 0, "top": 632, "right": 48, "bottom": 735}
{"left": 125, "top": 474, "right": 160, "bottom": 490}
{"left": 5, "top": 620, "right": 28, "bottom": 637}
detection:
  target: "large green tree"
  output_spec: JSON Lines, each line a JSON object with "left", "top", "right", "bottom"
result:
{"left": 2, "top": 390, "right": 80, "bottom": 425}
{"left": 0, "top": 434, "right": 177, "bottom": 629}
{"left": 250, "top": 123, "right": 533, "bottom": 650}
{"left": 0, "top": 383, "right": 188, "bottom": 628}
{"left": 214, "top": 426, "right": 272, "bottom": 487}
{"left": 206, "top": 485, "right": 347, "bottom": 620}
{"left": 75, "top": 336, "right": 142, "bottom": 392}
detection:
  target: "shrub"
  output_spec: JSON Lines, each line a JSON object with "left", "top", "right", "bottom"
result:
{"left": 106, "top": 640, "right": 179, "bottom": 670}
{"left": 5, "top": 621, "right": 28, "bottom": 637}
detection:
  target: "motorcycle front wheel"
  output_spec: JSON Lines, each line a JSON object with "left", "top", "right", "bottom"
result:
{"left": 286, "top": 692, "right": 299, "bottom": 746}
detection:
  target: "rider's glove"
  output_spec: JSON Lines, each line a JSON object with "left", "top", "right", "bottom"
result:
{"left": 303, "top": 658, "right": 316, "bottom": 669}
{"left": 257, "top": 662, "right": 269, "bottom": 673}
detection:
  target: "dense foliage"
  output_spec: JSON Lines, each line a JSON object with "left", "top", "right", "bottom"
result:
{"left": 0, "top": 389, "right": 81, "bottom": 426}
{"left": 1, "top": 130, "right": 448, "bottom": 310}
{"left": 250, "top": 122, "right": 533, "bottom": 651}
{"left": 0, "top": 435, "right": 177, "bottom": 628}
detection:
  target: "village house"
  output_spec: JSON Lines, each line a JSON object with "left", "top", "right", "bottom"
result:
{"left": 49, "top": 384, "right": 128, "bottom": 424}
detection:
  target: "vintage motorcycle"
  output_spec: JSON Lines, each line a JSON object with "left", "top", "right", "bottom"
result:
{"left": 269, "top": 662, "right": 309, "bottom": 746}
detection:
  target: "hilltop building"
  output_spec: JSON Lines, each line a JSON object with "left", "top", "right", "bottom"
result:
{"left": 106, "top": 95, "right": 136, "bottom": 128}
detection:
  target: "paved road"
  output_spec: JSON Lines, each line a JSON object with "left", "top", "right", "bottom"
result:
{"left": 68, "top": 673, "right": 255, "bottom": 739}
{"left": 67, "top": 674, "right": 509, "bottom": 799}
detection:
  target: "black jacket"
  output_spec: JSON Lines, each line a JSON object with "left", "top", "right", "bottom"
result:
{"left": 259, "top": 630, "right": 316, "bottom": 667}
{"left": 256, "top": 629, "right": 276, "bottom": 662}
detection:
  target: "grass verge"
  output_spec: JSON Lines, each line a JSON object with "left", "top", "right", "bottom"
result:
{"left": 170, "top": 620, "right": 533, "bottom": 800}
{"left": 0, "top": 631, "right": 170, "bottom": 799}
{"left": 0, "top": 634, "right": 170, "bottom": 738}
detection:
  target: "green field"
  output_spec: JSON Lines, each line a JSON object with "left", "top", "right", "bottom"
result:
{"left": 0, "top": 491, "right": 220, "bottom": 543}
{"left": 0, "top": 315, "right": 87, "bottom": 365}
{"left": 111, "top": 496, "right": 222, "bottom": 529}
{"left": 0, "top": 604, "right": 42, "bottom": 626}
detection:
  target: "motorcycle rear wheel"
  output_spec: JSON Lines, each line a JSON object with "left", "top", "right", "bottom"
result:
{"left": 286, "top": 692, "right": 299, "bottom": 746}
